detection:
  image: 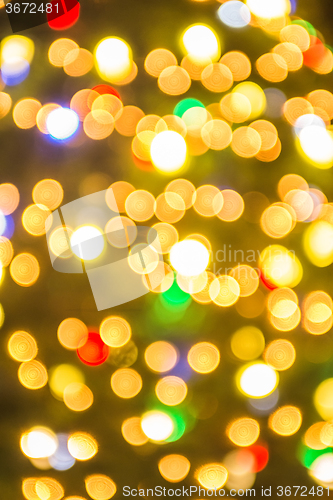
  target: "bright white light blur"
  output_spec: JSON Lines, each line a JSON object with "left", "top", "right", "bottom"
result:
{"left": 304, "top": 221, "right": 333, "bottom": 267}
{"left": 182, "top": 25, "right": 220, "bottom": 63}
{"left": 239, "top": 363, "right": 278, "bottom": 398}
{"left": 1, "top": 35, "right": 34, "bottom": 64}
{"left": 0, "top": 211, "right": 6, "bottom": 236}
{"left": 170, "top": 240, "right": 210, "bottom": 277}
{"left": 299, "top": 126, "right": 333, "bottom": 166}
{"left": 246, "top": 0, "right": 290, "bottom": 19}
{"left": 95, "top": 37, "right": 132, "bottom": 82}
{"left": 46, "top": 107, "right": 79, "bottom": 140}
{"left": 311, "top": 454, "right": 333, "bottom": 483}
{"left": 294, "top": 114, "right": 326, "bottom": 137}
{"left": 20, "top": 427, "right": 58, "bottom": 459}
{"left": 141, "top": 411, "right": 174, "bottom": 441}
{"left": 49, "top": 433, "right": 75, "bottom": 471}
{"left": 218, "top": 1, "right": 251, "bottom": 28}
{"left": 70, "top": 226, "right": 105, "bottom": 261}
{"left": 150, "top": 131, "right": 187, "bottom": 173}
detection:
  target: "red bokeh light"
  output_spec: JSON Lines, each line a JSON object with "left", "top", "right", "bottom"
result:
{"left": 259, "top": 269, "right": 278, "bottom": 291}
{"left": 248, "top": 444, "right": 269, "bottom": 472}
{"left": 47, "top": 0, "right": 80, "bottom": 30}
{"left": 303, "top": 36, "right": 326, "bottom": 67}
{"left": 92, "top": 85, "right": 122, "bottom": 101}
{"left": 77, "top": 332, "right": 109, "bottom": 366}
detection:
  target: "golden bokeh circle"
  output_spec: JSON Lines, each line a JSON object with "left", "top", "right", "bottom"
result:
{"left": 249, "top": 120, "right": 278, "bottom": 151}
{"left": 70, "top": 89, "right": 99, "bottom": 122}
{"left": 209, "top": 275, "right": 240, "bottom": 307}
{"left": 220, "top": 92, "right": 251, "bottom": 123}
{"left": 260, "top": 205, "right": 293, "bottom": 238}
{"left": 0, "top": 183, "right": 20, "bottom": 215}
{"left": 227, "top": 417, "right": 260, "bottom": 447}
{"left": 220, "top": 51, "right": 251, "bottom": 81}
{"left": 155, "top": 376, "right": 187, "bottom": 406}
{"left": 100, "top": 316, "right": 131, "bottom": 348}
{"left": 149, "top": 222, "right": 179, "bottom": 254}
{"left": 10, "top": 253, "right": 40, "bottom": 287}
{"left": 142, "top": 262, "right": 174, "bottom": 294}
{"left": 193, "top": 185, "right": 224, "bottom": 217}
{"left": 280, "top": 24, "right": 310, "bottom": 52}
{"left": 304, "top": 422, "right": 327, "bottom": 450}
{"left": 105, "top": 216, "right": 137, "bottom": 248}
{"left": 158, "top": 66, "right": 191, "bottom": 95}
{"left": 49, "top": 226, "right": 73, "bottom": 259}
{"left": 18, "top": 360, "right": 48, "bottom": 389}
{"left": 231, "top": 126, "right": 262, "bottom": 158}
{"left": 144, "top": 49, "right": 178, "bottom": 77}
{"left": 269, "top": 406, "right": 302, "bottom": 436}
{"left": 121, "top": 417, "right": 149, "bottom": 446}
{"left": 283, "top": 97, "right": 313, "bottom": 125}
{"left": 115, "top": 106, "right": 145, "bottom": 136}
{"left": 22, "top": 204, "right": 52, "bottom": 236}
{"left": 201, "top": 119, "right": 232, "bottom": 150}
{"left": 0, "top": 236, "right": 14, "bottom": 267}
{"left": 201, "top": 63, "right": 233, "bottom": 93}
{"left": 217, "top": 190, "right": 244, "bottom": 222}
{"left": 57, "top": 318, "right": 88, "bottom": 350}
{"left": 188, "top": 342, "right": 220, "bottom": 374}
{"left": 196, "top": 463, "right": 228, "bottom": 489}
{"left": 264, "top": 340, "right": 296, "bottom": 371}
{"left": 32, "top": 179, "right": 64, "bottom": 210}
{"left": 63, "top": 382, "right": 94, "bottom": 412}
{"left": 155, "top": 193, "right": 186, "bottom": 223}
{"left": 125, "top": 190, "right": 155, "bottom": 222}
{"left": 272, "top": 42, "right": 303, "bottom": 72}
{"left": 48, "top": 38, "right": 79, "bottom": 67}
{"left": 106, "top": 181, "right": 135, "bottom": 213}
{"left": 68, "top": 432, "right": 98, "bottom": 460}
{"left": 8, "top": 331, "right": 37, "bottom": 362}
{"left": 145, "top": 341, "right": 178, "bottom": 373}
{"left": 13, "top": 98, "right": 41, "bottom": 129}
{"left": 158, "top": 454, "right": 191, "bottom": 483}
{"left": 307, "top": 89, "right": 333, "bottom": 120}
{"left": 92, "top": 94, "right": 123, "bottom": 120}
{"left": 83, "top": 110, "right": 115, "bottom": 140}
{"left": 229, "top": 265, "right": 259, "bottom": 297}
{"left": 111, "top": 368, "right": 142, "bottom": 398}
{"left": 85, "top": 474, "right": 116, "bottom": 500}
{"left": 165, "top": 179, "right": 196, "bottom": 209}
{"left": 0, "top": 92, "right": 12, "bottom": 119}
{"left": 256, "top": 53, "right": 288, "bottom": 82}
{"left": 64, "top": 48, "right": 94, "bottom": 77}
